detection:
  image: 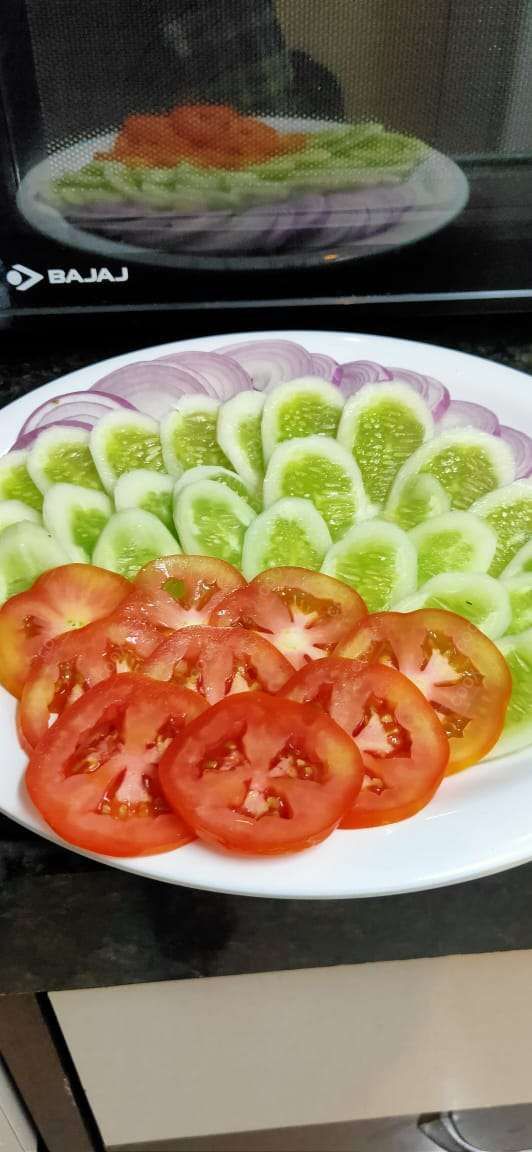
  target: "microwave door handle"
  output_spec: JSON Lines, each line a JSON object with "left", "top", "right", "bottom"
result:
{"left": 418, "top": 1111, "right": 532, "bottom": 1152}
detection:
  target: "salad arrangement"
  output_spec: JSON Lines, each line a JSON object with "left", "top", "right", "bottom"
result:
{"left": 0, "top": 336, "right": 530, "bottom": 861}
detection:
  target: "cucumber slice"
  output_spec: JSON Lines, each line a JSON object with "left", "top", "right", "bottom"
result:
{"left": 174, "top": 465, "right": 260, "bottom": 512}
{"left": 501, "top": 539, "right": 532, "bottom": 579}
{"left": 161, "top": 396, "right": 230, "bottom": 477}
{"left": 92, "top": 508, "right": 179, "bottom": 579}
{"left": 0, "top": 522, "right": 69, "bottom": 603}
{"left": 0, "top": 500, "right": 42, "bottom": 535}
{"left": 242, "top": 497, "right": 331, "bottom": 580}
{"left": 503, "top": 574, "right": 532, "bottom": 635}
{"left": 322, "top": 519, "right": 417, "bottom": 612}
{"left": 174, "top": 479, "right": 255, "bottom": 569}
{"left": 263, "top": 436, "right": 368, "bottom": 541}
{"left": 0, "top": 450, "right": 43, "bottom": 511}
{"left": 337, "top": 382, "right": 433, "bottom": 506}
{"left": 470, "top": 481, "right": 532, "bottom": 576}
{"left": 490, "top": 629, "right": 532, "bottom": 758}
{"left": 388, "top": 428, "right": 515, "bottom": 512}
{"left": 394, "top": 572, "right": 511, "bottom": 639}
{"left": 43, "top": 483, "right": 112, "bottom": 563}
{"left": 90, "top": 410, "right": 165, "bottom": 492}
{"left": 261, "top": 378, "right": 343, "bottom": 462}
{"left": 409, "top": 511, "right": 497, "bottom": 584}
{"left": 217, "top": 391, "right": 265, "bottom": 494}
{"left": 114, "top": 469, "right": 175, "bottom": 532}
{"left": 385, "top": 472, "right": 451, "bottom": 529}
{"left": 28, "top": 425, "right": 103, "bottom": 494}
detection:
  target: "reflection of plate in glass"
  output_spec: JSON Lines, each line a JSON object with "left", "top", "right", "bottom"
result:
{"left": 17, "top": 121, "right": 469, "bottom": 270}
{"left": 1, "top": 329, "right": 531, "bottom": 900}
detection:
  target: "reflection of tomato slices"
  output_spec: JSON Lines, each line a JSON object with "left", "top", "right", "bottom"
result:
{"left": 336, "top": 610, "right": 511, "bottom": 772}
{"left": 26, "top": 674, "right": 206, "bottom": 857}
{"left": 160, "top": 692, "right": 363, "bottom": 855}
{"left": 132, "top": 555, "right": 245, "bottom": 631}
{"left": 144, "top": 626, "right": 292, "bottom": 704}
{"left": 283, "top": 659, "right": 449, "bottom": 826}
{"left": 210, "top": 566, "right": 367, "bottom": 668}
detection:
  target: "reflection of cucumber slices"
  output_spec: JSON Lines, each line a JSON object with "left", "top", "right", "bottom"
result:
{"left": 175, "top": 480, "right": 255, "bottom": 569}
{"left": 43, "top": 484, "right": 112, "bottom": 563}
{"left": 263, "top": 436, "right": 368, "bottom": 541}
{"left": 174, "top": 465, "right": 259, "bottom": 511}
{"left": 337, "top": 383, "right": 433, "bottom": 505}
{"left": 0, "top": 450, "right": 43, "bottom": 511}
{"left": 217, "top": 392, "right": 265, "bottom": 493}
{"left": 410, "top": 511, "right": 497, "bottom": 584}
{"left": 261, "top": 378, "right": 343, "bottom": 461}
{"left": 385, "top": 473, "right": 450, "bottom": 529}
{"left": 322, "top": 519, "right": 417, "bottom": 611}
{"left": 389, "top": 428, "right": 515, "bottom": 511}
{"left": 114, "top": 469, "right": 175, "bottom": 532}
{"left": 0, "top": 522, "right": 69, "bottom": 603}
{"left": 491, "top": 629, "right": 532, "bottom": 758}
{"left": 0, "top": 500, "right": 41, "bottom": 535}
{"left": 28, "top": 426, "right": 104, "bottom": 494}
{"left": 161, "top": 396, "right": 230, "bottom": 477}
{"left": 501, "top": 539, "right": 532, "bottom": 579}
{"left": 90, "top": 410, "right": 165, "bottom": 492}
{"left": 470, "top": 481, "right": 532, "bottom": 576}
{"left": 503, "top": 575, "right": 532, "bottom": 635}
{"left": 93, "top": 508, "right": 178, "bottom": 579}
{"left": 395, "top": 572, "right": 511, "bottom": 639}
{"left": 242, "top": 497, "right": 331, "bottom": 580}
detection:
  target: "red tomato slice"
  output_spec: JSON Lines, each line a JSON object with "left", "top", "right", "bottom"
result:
{"left": 25, "top": 673, "right": 206, "bottom": 857}
{"left": 132, "top": 555, "right": 245, "bottom": 630}
{"left": 335, "top": 610, "right": 511, "bottom": 773}
{"left": 159, "top": 691, "right": 363, "bottom": 855}
{"left": 144, "top": 627, "right": 293, "bottom": 704}
{"left": 209, "top": 566, "right": 367, "bottom": 669}
{"left": 20, "top": 606, "right": 166, "bottom": 748}
{"left": 282, "top": 658, "right": 449, "bottom": 826}
{"left": 0, "top": 564, "right": 129, "bottom": 698}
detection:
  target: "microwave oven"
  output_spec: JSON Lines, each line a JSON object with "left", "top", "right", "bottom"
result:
{"left": 1, "top": 0, "right": 531, "bottom": 324}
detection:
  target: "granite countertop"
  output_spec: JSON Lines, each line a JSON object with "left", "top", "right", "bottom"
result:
{"left": 1, "top": 311, "right": 531, "bottom": 996}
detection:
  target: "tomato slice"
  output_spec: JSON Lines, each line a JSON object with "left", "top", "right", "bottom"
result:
{"left": 20, "top": 606, "right": 166, "bottom": 748}
{"left": 144, "top": 626, "right": 293, "bottom": 704}
{"left": 282, "top": 658, "right": 449, "bottom": 826}
{"left": 0, "top": 564, "right": 129, "bottom": 698}
{"left": 335, "top": 610, "right": 511, "bottom": 772}
{"left": 25, "top": 673, "right": 206, "bottom": 857}
{"left": 159, "top": 692, "right": 364, "bottom": 855}
{"left": 132, "top": 555, "right": 245, "bottom": 630}
{"left": 209, "top": 566, "right": 367, "bottom": 669}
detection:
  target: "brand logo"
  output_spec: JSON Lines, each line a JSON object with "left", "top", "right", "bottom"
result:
{"left": 6, "top": 264, "right": 44, "bottom": 292}
{"left": 5, "top": 264, "right": 129, "bottom": 291}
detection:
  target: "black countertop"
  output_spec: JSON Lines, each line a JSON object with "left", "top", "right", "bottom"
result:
{"left": 1, "top": 311, "right": 531, "bottom": 996}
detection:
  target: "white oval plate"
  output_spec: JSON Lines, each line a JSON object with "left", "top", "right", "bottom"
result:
{"left": 1, "top": 330, "right": 530, "bottom": 900}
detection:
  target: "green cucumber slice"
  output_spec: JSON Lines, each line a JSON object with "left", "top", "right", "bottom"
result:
{"left": 503, "top": 574, "right": 532, "bottom": 635}
{"left": 90, "top": 410, "right": 165, "bottom": 492}
{"left": 263, "top": 435, "right": 368, "bottom": 541}
{"left": 92, "top": 508, "right": 179, "bottom": 579}
{"left": 261, "top": 377, "right": 343, "bottom": 462}
{"left": 114, "top": 469, "right": 175, "bottom": 532}
{"left": 385, "top": 472, "right": 451, "bottom": 529}
{"left": 490, "top": 629, "right": 532, "bottom": 758}
{"left": 174, "top": 465, "right": 260, "bottom": 512}
{"left": 0, "top": 500, "right": 42, "bottom": 534}
{"left": 470, "top": 481, "right": 532, "bottom": 576}
{"left": 409, "top": 511, "right": 497, "bottom": 584}
{"left": 501, "top": 539, "right": 532, "bottom": 579}
{"left": 322, "top": 518, "right": 417, "bottom": 612}
{"left": 394, "top": 572, "right": 511, "bottom": 639}
{"left": 43, "top": 483, "right": 112, "bottom": 563}
{"left": 0, "top": 522, "right": 69, "bottom": 603}
{"left": 0, "top": 450, "right": 43, "bottom": 511}
{"left": 28, "top": 426, "right": 104, "bottom": 494}
{"left": 242, "top": 497, "right": 331, "bottom": 580}
{"left": 217, "top": 391, "right": 265, "bottom": 494}
{"left": 161, "top": 396, "right": 230, "bottom": 477}
{"left": 174, "top": 479, "right": 255, "bottom": 569}
{"left": 337, "top": 382, "right": 433, "bottom": 505}
{"left": 389, "top": 428, "right": 515, "bottom": 512}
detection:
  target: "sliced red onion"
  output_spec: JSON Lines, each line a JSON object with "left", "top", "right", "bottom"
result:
{"left": 14, "top": 420, "right": 93, "bottom": 450}
{"left": 19, "top": 390, "right": 134, "bottom": 436}
{"left": 500, "top": 425, "right": 532, "bottom": 478}
{"left": 386, "top": 368, "right": 450, "bottom": 419}
{"left": 89, "top": 361, "right": 205, "bottom": 419}
{"left": 439, "top": 400, "right": 500, "bottom": 435}
{"left": 308, "top": 353, "right": 338, "bottom": 381}
{"left": 217, "top": 340, "right": 313, "bottom": 390}
{"left": 154, "top": 351, "right": 251, "bottom": 401}
{"left": 335, "top": 360, "right": 393, "bottom": 395}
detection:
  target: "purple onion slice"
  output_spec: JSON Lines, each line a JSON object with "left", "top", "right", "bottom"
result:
{"left": 439, "top": 400, "right": 500, "bottom": 435}
{"left": 89, "top": 362, "right": 208, "bottom": 419}
{"left": 335, "top": 360, "right": 392, "bottom": 395}
{"left": 14, "top": 420, "right": 93, "bottom": 450}
{"left": 217, "top": 339, "right": 313, "bottom": 390}
{"left": 500, "top": 425, "right": 532, "bottom": 478}
{"left": 386, "top": 367, "right": 450, "bottom": 418}
{"left": 155, "top": 351, "right": 251, "bottom": 400}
